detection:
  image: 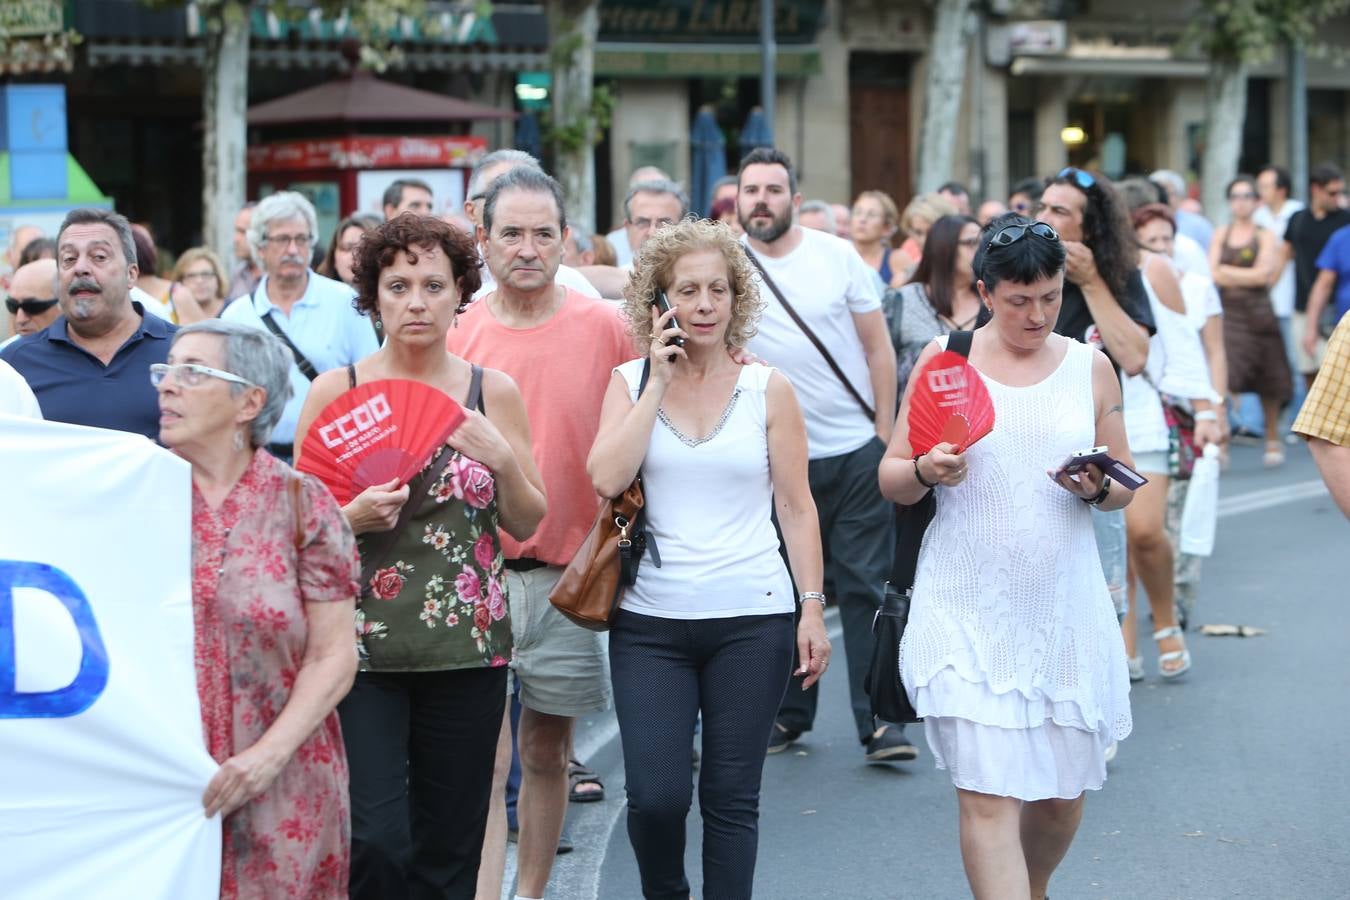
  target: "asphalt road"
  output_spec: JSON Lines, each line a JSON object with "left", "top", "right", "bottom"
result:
{"left": 505, "top": 439, "right": 1348, "bottom": 900}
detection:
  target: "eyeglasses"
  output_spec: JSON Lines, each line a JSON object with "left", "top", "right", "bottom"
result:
{"left": 181, "top": 270, "right": 219, "bottom": 282}
{"left": 1058, "top": 167, "right": 1097, "bottom": 191}
{"left": 149, "top": 363, "right": 257, "bottom": 389}
{"left": 263, "top": 233, "right": 312, "bottom": 249}
{"left": 5, "top": 297, "right": 58, "bottom": 315}
{"left": 631, "top": 217, "right": 677, "bottom": 230}
{"left": 988, "top": 221, "right": 1060, "bottom": 248}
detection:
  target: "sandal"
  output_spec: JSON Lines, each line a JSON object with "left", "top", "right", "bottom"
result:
{"left": 1154, "top": 625, "right": 1192, "bottom": 680}
{"left": 1127, "top": 655, "right": 1144, "bottom": 683}
{"left": 568, "top": 758, "right": 605, "bottom": 803}
{"left": 1263, "top": 443, "right": 1285, "bottom": 468}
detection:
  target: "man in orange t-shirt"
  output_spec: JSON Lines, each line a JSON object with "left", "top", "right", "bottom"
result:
{"left": 447, "top": 165, "right": 633, "bottom": 900}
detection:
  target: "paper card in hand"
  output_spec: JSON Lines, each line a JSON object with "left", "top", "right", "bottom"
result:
{"left": 296, "top": 379, "right": 465, "bottom": 504}
{"left": 907, "top": 351, "right": 994, "bottom": 456}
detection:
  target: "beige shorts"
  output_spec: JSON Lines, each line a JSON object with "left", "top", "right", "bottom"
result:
{"left": 1293, "top": 310, "right": 1328, "bottom": 374}
{"left": 504, "top": 565, "right": 611, "bottom": 717}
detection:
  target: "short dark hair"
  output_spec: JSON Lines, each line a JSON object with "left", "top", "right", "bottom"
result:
{"left": 18, "top": 237, "right": 56, "bottom": 266}
{"left": 975, "top": 213, "right": 1067, "bottom": 294}
{"left": 131, "top": 224, "right": 158, "bottom": 275}
{"left": 1258, "top": 165, "right": 1292, "bottom": 194}
{"left": 1310, "top": 163, "right": 1344, "bottom": 189}
{"left": 938, "top": 181, "right": 969, "bottom": 197}
{"left": 351, "top": 213, "right": 483, "bottom": 316}
{"left": 1009, "top": 177, "right": 1043, "bottom": 201}
{"left": 58, "top": 208, "right": 137, "bottom": 267}
{"left": 737, "top": 147, "right": 798, "bottom": 196}
{"left": 1116, "top": 177, "right": 1168, "bottom": 213}
{"left": 382, "top": 178, "right": 434, "bottom": 211}
{"left": 1226, "top": 174, "right": 1259, "bottom": 198}
{"left": 482, "top": 166, "right": 567, "bottom": 235}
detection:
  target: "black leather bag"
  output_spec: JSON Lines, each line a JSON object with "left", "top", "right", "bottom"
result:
{"left": 863, "top": 330, "right": 974, "bottom": 727}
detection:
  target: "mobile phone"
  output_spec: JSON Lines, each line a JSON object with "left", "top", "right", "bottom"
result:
{"left": 1058, "top": 446, "right": 1148, "bottom": 490}
{"left": 653, "top": 290, "right": 685, "bottom": 348}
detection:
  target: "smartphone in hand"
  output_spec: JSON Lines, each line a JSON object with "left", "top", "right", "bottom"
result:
{"left": 653, "top": 289, "right": 685, "bottom": 348}
{"left": 1056, "top": 446, "right": 1149, "bottom": 490}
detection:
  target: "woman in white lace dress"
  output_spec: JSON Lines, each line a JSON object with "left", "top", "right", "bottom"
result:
{"left": 879, "top": 214, "right": 1135, "bottom": 900}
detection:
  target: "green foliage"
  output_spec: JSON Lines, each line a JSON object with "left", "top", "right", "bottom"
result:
{"left": 544, "top": 83, "right": 614, "bottom": 156}
{"left": 1187, "top": 0, "right": 1350, "bottom": 62}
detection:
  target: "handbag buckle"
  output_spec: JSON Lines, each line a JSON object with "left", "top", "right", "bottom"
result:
{"left": 615, "top": 515, "right": 631, "bottom": 547}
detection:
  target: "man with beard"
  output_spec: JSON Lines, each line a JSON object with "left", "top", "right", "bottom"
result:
{"left": 220, "top": 190, "right": 378, "bottom": 462}
{"left": 1, "top": 209, "right": 173, "bottom": 439}
{"left": 735, "top": 148, "right": 910, "bottom": 762}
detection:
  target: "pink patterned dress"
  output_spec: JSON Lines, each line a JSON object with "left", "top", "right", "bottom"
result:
{"left": 191, "top": 450, "right": 361, "bottom": 899}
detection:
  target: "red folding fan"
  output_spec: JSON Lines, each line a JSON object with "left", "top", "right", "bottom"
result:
{"left": 296, "top": 379, "right": 465, "bottom": 505}
{"left": 907, "top": 351, "right": 995, "bottom": 456}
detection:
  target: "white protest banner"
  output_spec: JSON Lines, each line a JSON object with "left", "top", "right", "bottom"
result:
{"left": 0, "top": 415, "right": 221, "bottom": 899}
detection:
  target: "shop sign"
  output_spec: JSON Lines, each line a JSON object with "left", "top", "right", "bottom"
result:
{"left": 599, "top": 0, "right": 824, "bottom": 44}
{"left": 0, "top": 0, "right": 63, "bottom": 37}
{"left": 1008, "top": 20, "right": 1067, "bottom": 56}
{"left": 595, "top": 47, "right": 820, "bottom": 78}
{"left": 248, "top": 135, "right": 488, "bottom": 173}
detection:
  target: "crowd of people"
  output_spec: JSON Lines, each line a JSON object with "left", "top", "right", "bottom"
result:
{"left": 2, "top": 141, "right": 1348, "bottom": 900}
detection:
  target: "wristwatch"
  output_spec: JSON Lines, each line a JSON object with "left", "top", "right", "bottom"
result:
{"left": 1084, "top": 476, "right": 1113, "bottom": 507}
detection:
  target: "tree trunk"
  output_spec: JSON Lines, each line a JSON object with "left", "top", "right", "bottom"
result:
{"left": 915, "top": 0, "right": 974, "bottom": 195}
{"left": 546, "top": 0, "right": 598, "bottom": 234}
{"left": 1200, "top": 58, "right": 1248, "bottom": 227}
{"left": 202, "top": 2, "right": 251, "bottom": 267}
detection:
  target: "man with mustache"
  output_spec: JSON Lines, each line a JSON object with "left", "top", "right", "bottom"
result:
{"left": 1, "top": 209, "right": 174, "bottom": 439}
{"left": 220, "top": 190, "right": 378, "bottom": 462}
{"left": 734, "top": 148, "right": 911, "bottom": 763}
{"left": 447, "top": 166, "right": 632, "bottom": 900}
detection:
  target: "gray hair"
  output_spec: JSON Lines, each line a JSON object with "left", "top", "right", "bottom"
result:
{"left": 248, "top": 191, "right": 319, "bottom": 262}
{"left": 712, "top": 174, "right": 739, "bottom": 192}
{"left": 173, "top": 319, "right": 295, "bottom": 448}
{"left": 798, "top": 199, "right": 837, "bottom": 233}
{"left": 467, "top": 149, "right": 541, "bottom": 200}
{"left": 623, "top": 179, "right": 691, "bottom": 222}
{"left": 483, "top": 166, "right": 567, "bottom": 235}
{"left": 1149, "top": 169, "right": 1187, "bottom": 203}
{"left": 58, "top": 208, "right": 137, "bottom": 268}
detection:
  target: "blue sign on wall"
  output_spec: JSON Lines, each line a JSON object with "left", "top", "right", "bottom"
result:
{"left": 0, "top": 85, "right": 69, "bottom": 201}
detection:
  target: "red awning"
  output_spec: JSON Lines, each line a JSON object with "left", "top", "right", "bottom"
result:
{"left": 247, "top": 71, "right": 516, "bottom": 125}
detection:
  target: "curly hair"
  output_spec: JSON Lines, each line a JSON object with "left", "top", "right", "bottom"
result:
{"left": 351, "top": 213, "right": 482, "bottom": 316}
{"left": 1047, "top": 169, "right": 1137, "bottom": 302}
{"left": 621, "top": 218, "right": 764, "bottom": 353}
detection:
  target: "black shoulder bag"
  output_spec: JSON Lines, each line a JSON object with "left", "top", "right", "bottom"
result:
{"left": 255, "top": 286, "right": 320, "bottom": 381}
{"left": 864, "top": 330, "right": 974, "bottom": 726}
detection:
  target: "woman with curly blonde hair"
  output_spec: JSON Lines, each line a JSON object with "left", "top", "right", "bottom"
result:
{"left": 588, "top": 217, "right": 828, "bottom": 900}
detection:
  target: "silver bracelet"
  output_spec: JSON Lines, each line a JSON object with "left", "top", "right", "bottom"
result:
{"left": 799, "top": 591, "right": 826, "bottom": 607}
{"left": 1193, "top": 409, "right": 1218, "bottom": 422}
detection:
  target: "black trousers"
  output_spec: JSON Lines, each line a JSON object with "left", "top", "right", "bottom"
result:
{"left": 777, "top": 437, "right": 895, "bottom": 743}
{"left": 610, "top": 609, "right": 794, "bottom": 900}
{"left": 340, "top": 666, "right": 507, "bottom": 900}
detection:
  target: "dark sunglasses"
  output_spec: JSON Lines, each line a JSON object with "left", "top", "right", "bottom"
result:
{"left": 5, "top": 297, "right": 58, "bottom": 315}
{"left": 988, "top": 221, "right": 1060, "bottom": 248}
{"left": 1058, "top": 167, "right": 1097, "bottom": 191}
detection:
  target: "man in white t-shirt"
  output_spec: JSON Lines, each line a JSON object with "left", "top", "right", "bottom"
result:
{"left": 736, "top": 148, "right": 910, "bottom": 763}
{"left": 1253, "top": 165, "right": 1307, "bottom": 431}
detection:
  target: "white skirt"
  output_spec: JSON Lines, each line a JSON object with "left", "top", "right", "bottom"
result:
{"left": 924, "top": 715, "right": 1112, "bottom": 801}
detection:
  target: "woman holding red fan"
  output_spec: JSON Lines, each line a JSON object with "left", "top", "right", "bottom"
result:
{"left": 879, "top": 213, "right": 1135, "bottom": 900}
{"left": 155, "top": 319, "right": 361, "bottom": 898}
{"left": 294, "top": 214, "right": 546, "bottom": 899}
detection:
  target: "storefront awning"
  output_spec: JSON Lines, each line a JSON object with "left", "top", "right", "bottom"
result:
{"left": 1010, "top": 56, "right": 1208, "bottom": 79}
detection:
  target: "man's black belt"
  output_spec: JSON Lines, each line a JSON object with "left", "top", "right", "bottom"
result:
{"left": 503, "top": 557, "right": 548, "bottom": 572}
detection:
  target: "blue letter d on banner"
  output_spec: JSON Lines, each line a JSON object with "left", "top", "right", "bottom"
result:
{"left": 0, "top": 561, "right": 109, "bottom": 718}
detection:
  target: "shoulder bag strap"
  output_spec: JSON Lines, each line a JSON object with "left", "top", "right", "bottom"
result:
{"left": 743, "top": 247, "right": 876, "bottom": 422}
{"left": 261, "top": 309, "right": 320, "bottom": 381}
{"left": 466, "top": 364, "right": 485, "bottom": 413}
{"left": 888, "top": 330, "right": 974, "bottom": 589}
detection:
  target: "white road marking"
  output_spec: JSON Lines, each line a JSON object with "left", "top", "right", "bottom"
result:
{"left": 1217, "top": 479, "right": 1328, "bottom": 518}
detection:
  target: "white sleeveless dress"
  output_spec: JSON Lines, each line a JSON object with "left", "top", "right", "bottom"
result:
{"left": 900, "top": 336, "right": 1133, "bottom": 800}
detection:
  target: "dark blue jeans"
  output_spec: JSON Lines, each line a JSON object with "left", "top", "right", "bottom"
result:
{"left": 610, "top": 609, "right": 794, "bottom": 900}
{"left": 777, "top": 437, "right": 895, "bottom": 742}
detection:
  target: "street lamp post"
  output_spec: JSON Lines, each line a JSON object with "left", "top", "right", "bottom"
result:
{"left": 760, "top": 0, "right": 776, "bottom": 145}
{"left": 1288, "top": 39, "right": 1308, "bottom": 203}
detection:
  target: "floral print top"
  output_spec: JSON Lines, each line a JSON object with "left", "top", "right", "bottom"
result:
{"left": 356, "top": 448, "right": 511, "bottom": 672}
{"left": 191, "top": 449, "right": 360, "bottom": 900}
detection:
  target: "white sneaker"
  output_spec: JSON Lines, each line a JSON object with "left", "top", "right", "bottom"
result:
{"left": 1104, "top": 741, "right": 1118, "bottom": 765}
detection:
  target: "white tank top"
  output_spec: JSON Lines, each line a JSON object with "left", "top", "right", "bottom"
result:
{"left": 616, "top": 360, "right": 794, "bottom": 620}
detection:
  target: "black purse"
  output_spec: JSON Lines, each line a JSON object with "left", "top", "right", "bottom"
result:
{"left": 863, "top": 330, "right": 974, "bottom": 727}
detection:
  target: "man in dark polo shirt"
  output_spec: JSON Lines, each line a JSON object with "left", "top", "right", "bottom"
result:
{"left": 0, "top": 208, "right": 173, "bottom": 440}
{"left": 1285, "top": 164, "right": 1350, "bottom": 387}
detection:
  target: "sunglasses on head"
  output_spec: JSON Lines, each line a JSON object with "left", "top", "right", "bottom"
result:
{"left": 988, "top": 221, "right": 1060, "bottom": 248}
{"left": 5, "top": 297, "right": 58, "bottom": 315}
{"left": 1058, "top": 167, "right": 1097, "bottom": 191}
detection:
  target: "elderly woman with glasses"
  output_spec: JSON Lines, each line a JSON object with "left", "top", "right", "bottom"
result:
{"left": 880, "top": 214, "right": 1134, "bottom": 900}
{"left": 154, "top": 319, "right": 360, "bottom": 899}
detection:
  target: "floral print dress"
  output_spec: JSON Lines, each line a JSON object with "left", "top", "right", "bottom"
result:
{"left": 191, "top": 450, "right": 362, "bottom": 900}
{"left": 356, "top": 448, "right": 512, "bottom": 672}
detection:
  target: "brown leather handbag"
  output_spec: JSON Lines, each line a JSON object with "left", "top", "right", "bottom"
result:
{"left": 549, "top": 360, "right": 657, "bottom": 631}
